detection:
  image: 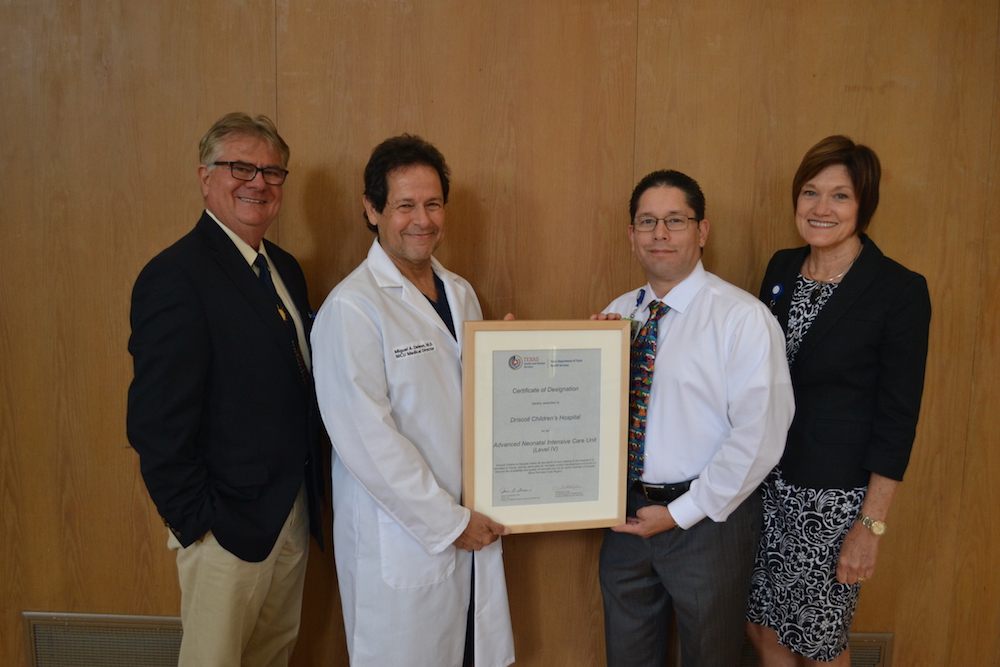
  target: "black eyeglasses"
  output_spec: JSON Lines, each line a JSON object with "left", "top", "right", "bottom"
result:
{"left": 213, "top": 161, "right": 289, "bottom": 185}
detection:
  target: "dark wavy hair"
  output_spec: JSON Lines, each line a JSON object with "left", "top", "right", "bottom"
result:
{"left": 363, "top": 134, "right": 450, "bottom": 233}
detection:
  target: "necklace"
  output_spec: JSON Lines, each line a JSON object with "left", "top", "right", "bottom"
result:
{"left": 805, "top": 244, "right": 863, "bottom": 283}
{"left": 804, "top": 244, "right": 863, "bottom": 303}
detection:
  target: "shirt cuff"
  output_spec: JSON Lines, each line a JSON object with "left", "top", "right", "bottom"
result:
{"left": 667, "top": 492, "right": 707, "bottom": 530}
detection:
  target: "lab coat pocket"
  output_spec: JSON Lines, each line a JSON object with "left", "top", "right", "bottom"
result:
{"left": 377, "top": 509, "right": 456, "bottom": 589}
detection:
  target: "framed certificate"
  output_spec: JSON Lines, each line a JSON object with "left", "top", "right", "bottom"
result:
{"left": 462, "top": 320, "right": 630, "bottom": 533}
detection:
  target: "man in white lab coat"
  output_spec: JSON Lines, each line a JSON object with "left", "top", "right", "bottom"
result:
{"left": 311, "top": 135, "right": 515, "bottom": 667}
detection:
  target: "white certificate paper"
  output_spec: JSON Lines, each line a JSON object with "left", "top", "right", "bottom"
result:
{"left": 492, "top": 348, "right": 601, "bottom": 506}
{"left": 463, "top": 320, "right": 629, "bottom": 533}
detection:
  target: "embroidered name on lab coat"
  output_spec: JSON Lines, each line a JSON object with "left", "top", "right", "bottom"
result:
{"left": 393, "top": 340, "right": 437, "bottom": 359}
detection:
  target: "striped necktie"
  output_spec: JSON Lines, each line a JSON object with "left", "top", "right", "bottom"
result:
{"left": 254, "top": 253, "right": 310, "bottom": 383}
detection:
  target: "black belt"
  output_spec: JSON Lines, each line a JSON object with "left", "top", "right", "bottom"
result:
{"left": 632, "top": 479, "right": 695, "bottom": 504}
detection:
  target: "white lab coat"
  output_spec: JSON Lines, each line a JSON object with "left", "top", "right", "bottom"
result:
{"left": 312, "top": 240, "right": 515, "bottom": 667}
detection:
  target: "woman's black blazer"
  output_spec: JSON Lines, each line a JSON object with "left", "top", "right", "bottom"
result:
{"left": 759, "top": 235, "right": 931, "bottom": 489}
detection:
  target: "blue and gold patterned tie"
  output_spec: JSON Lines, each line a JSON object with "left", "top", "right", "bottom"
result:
{"left": 628, "top": 300, "right": 668, "bottom": 483}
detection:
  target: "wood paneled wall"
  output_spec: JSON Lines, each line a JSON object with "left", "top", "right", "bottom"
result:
{"left": 2, "top": 1, "right": 997, "bottom": 665}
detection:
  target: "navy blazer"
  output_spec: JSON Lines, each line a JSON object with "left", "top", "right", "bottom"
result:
{"left": 128, "top": 212, "right": 324, "bottom": 561}
{"left": 760, "top": 235, "right": 931, "bottom": 489}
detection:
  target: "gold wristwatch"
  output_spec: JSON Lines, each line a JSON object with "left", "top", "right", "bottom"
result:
{"left": 858, "top": 513, "right": 886, "bottom": 536}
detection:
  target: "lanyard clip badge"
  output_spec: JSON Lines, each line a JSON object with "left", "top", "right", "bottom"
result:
{"left": 768, "top": 283, "right": 784, "bottom": 312}
{"left": 624, "top": 288, "right": 645, "bottom": 342}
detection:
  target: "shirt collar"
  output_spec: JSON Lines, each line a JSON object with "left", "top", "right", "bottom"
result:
{"left": 641, "top": 260, "right": 707, "bottom": 316}
{"left": 206, "top": 209, "right": 269, "bottom": 267}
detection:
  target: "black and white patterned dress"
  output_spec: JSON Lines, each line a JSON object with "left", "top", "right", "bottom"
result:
{"left": 747, "top": 274, "right": 868, "bottom": 662}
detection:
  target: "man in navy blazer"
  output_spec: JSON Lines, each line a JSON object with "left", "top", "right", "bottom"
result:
{"left": 127, "top": 112, "right": 324, "bottom": 667}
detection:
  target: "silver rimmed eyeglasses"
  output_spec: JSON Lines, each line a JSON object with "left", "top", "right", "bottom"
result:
{"left": 214, "top": 161, "right": 289, "bottom": 185}
{"left": 631, "top": 216, "right": 697, "bottom": 232}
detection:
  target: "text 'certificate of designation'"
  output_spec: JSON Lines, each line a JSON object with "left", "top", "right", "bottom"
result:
{"left": 463, "top": 320, "right": 629, "bottom": 533}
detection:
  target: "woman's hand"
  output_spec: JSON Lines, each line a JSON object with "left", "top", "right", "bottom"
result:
{"left": 837, "top": 472, "right": 898, "bottom": 585}
{"left": 836, "top": 523, "right": 880, "bottom": 584}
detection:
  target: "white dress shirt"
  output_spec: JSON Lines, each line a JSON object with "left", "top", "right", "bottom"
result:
{"left": 604, "top": 261, "right": 793, "bottom": 529}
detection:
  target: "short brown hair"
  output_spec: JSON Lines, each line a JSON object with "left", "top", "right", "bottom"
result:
{"left": 198, "top": 112, "right": 290, "bottom": 169}
{"left": 791, "top": 135, "right": 881, "bottom": 235}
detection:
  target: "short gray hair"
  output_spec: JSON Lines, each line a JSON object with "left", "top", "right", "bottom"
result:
{"left": 198, "top": 112, "right": 290, "bottom": 168}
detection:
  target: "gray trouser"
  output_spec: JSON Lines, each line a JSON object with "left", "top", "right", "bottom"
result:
{"left": 600, "top": 489, "right": 761, "bottom": 667}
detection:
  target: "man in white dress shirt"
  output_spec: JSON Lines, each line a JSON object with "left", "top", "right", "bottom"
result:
{"left": 594, "top": 169, "right": 794, "bottom": 667}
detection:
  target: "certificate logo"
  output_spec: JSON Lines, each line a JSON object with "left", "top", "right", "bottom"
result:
{"left": 508, "top": 355, "right": 523, "bottom": 370}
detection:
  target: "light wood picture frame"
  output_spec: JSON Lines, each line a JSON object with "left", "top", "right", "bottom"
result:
{"left": 462, "top": 319, "right": 630, "bottom": 533}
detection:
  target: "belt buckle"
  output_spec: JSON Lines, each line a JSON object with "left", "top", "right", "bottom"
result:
{"left": 641, "top": 482, "right": 666, "bottom": 502}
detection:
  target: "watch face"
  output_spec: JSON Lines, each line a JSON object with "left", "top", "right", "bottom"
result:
{"left": 860, "top": 514, "right": 886, "bottom": 536}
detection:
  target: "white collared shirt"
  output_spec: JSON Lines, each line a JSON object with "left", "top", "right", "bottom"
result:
{"left": 207, "top": 210, "right": 311, "bottom": 369}
{"left": 604, "top": 261, "right": 793, "bottom": 529}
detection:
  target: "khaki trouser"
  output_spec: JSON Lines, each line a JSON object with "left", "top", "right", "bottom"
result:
{"left": 169, "top": 486, "right": 309, "bottom": 667}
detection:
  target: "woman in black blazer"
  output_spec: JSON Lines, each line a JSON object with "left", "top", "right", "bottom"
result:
{"left": 746, "top": 136, "right": 931, "bottom": 666}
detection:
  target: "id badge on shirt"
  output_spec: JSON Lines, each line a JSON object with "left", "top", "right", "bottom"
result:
{"left": 624, "top": 288, "right": 646, "bottom": 343}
